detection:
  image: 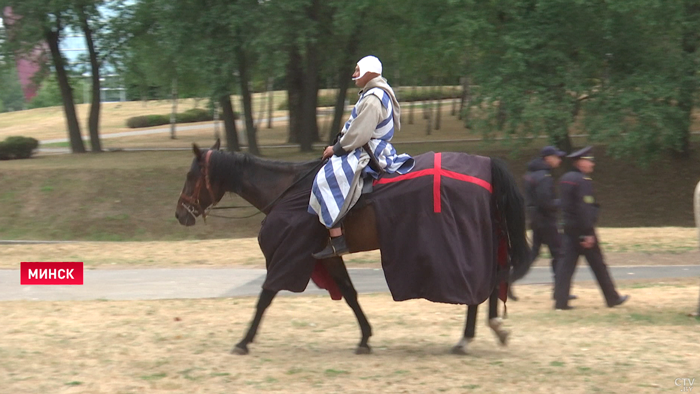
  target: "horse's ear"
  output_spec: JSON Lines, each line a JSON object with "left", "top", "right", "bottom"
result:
{"left": 211, "top": 138, "right": 221, "bottom": 151}
{"left": 192, "top": 143, "right": 203, "bottom": 160}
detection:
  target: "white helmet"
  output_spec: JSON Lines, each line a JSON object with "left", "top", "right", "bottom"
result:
{"left": 353, "top": 55, "right": 382, "bottom": 80}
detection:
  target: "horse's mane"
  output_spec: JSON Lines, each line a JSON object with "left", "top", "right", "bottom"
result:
{"left": 208, "top": 149, "right": 322, "bottom": 193}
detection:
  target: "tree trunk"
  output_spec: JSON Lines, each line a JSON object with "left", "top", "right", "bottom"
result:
{"left": 213, "top": 100, "right": 220, "bottom": 139}
{"left": 286, "top": 46, "right": 303, "bottom": 144}
{"left": 299, "top": 0, "right": 322, "bottom": 152}
{"left": 255, "top": 82, "right": 265, "bottom": 132}
{"left": 267, "top": 77, "right": 274, "bottom": 129}
{"left": 458, "top": 76, "right": 470, "bottom": 123}
{"left": 678, "top": 1, "right": 699, "bottom": 156}
{"left": 425, "top": 86, "right": 432, "bottom": 136}
{"left": 330, "top": 67, "right": 353, "bottom": 144}
{"left": 45, "top": 25, "right": 85, "bottom": 153}
{"left": 409, "top": 86, "right": 416, "bottom": 124}
{"left": 496, "top": 100, "right": 507, "bottom": 131}
{"left": 79, "top": 8, "right": 102, "bottom": 152}
{"left": 170, "top": 77, "right": 177, "bottom": 139}
{"left": 220, "top": 94, "right": 240, "bottom": 152}
{"left": 330, "top": 21, "right": 363, "bottom": 144}
{"left": 235, "top": 43, "right": 260, "bottom": 155}
{"left": 423, "top": 85, "right": 429, "bottom": 120}
{"left": 435, "top": 83, "right": 442, "bottom": 130}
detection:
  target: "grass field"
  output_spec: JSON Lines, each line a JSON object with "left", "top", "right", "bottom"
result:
{"left": 1, "top": 278, "right": 698, "bottom": 394}
{"left": 2, "top": 141, "right": 699, "bottom": 243}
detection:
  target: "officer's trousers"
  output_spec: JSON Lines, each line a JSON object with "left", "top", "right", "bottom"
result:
{"left": 553, "top": 232, "right": 620, "bottom": 308}
{"left": 530, "top": 224, "right": 561, "bottom": 276}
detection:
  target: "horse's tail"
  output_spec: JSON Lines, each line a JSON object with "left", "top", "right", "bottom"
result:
{"left": 490, "top": 157, "right": 529, "bottom": 277}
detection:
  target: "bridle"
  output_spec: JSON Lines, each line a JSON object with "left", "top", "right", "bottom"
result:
{"left": 179, "top": 150, "right": 218, "bottom": 223}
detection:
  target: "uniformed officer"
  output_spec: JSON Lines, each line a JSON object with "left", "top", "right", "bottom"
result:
{"left": 553, "top": 146, "right": 629, "bottom": 310}
{"left": 523, "top": 146, "right": 566, "bottom": 280}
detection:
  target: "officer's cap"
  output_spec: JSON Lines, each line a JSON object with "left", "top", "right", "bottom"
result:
{"left": 540, "top": 146, "right": 566, "bottom": 157}
{"left": 567, "top": 146, "right": 594, "bottom": 161}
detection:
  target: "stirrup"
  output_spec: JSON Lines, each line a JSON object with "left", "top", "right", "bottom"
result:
{"left": 312, "top": 236, "right": 349, "bottom": 259}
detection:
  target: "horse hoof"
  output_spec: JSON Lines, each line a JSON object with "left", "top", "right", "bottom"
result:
{"left": 231, "top": 345, "right": 249, "bottom": 355}
{"left": 450, "top": 345, "right": 468, "bottom": 355}
{"left": 355, "top": 345, "right": 372, "bottom": 355}
{"left": 497, "top": 331, "right": 510, "bottom": 346}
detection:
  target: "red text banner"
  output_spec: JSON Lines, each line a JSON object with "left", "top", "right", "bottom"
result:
{"left": 20, "top": 262, "right": 84, "bottom": 285}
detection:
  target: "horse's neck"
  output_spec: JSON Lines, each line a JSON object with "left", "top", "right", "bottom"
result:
{"left": 212, "top": 152, "right": 311, "bottom": 211}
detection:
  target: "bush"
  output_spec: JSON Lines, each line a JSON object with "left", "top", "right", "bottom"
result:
{"left": 0, "top": 136, "right": 39, "bottom": 160}
{"left": 125, "top": 108, "right": 238, "bottom": 128}
{"left": 175, "top": 108, "right": 211, "bottom": 123}
{"left": 126, "top": 114, "right": 170, "bottom": 128}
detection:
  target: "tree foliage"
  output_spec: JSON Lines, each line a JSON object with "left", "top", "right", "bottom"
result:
{"left": 3, "top": 0, "right": 700, "bottom": 162}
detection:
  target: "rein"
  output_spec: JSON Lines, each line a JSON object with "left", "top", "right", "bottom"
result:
{"left": 181, "top": 152, "right": 327, "bottom": 221}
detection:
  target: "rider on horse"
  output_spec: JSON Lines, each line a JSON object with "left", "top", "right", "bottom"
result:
{"left": 308, "top": 55, "right": 415, "bottom": 259}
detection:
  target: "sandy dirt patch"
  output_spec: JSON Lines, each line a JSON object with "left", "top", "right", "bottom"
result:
{"left": 1, "top": 227, "right": 697, "bottom": 270}
{"left": 1, "top": 278, "right": 698, "bottom": 394}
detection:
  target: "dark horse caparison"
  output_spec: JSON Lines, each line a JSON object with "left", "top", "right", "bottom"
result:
{"left": 175, "top": 139, "right": 529, "bottom": 355}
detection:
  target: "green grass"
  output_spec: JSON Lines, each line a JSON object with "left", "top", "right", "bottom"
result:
{"left": 40, "top": 141, "right": 70, "bottom": 148}
{"left": 1, "top": 141, "right": 700, "bottom": 241}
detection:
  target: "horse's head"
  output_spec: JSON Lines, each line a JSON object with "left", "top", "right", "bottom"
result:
{"left": 175, "top": 139, "right": 225, "bottom": 226}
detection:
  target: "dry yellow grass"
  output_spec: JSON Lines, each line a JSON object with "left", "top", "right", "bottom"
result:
{"left": 0, "top": 227, "right": 697, "bottom": 270}
{"left": 1, "top": 278, "right": 698, "bottom": 393}
{"left": 0, "top": 92, "right": 493, "bottom": 148}
{"left": 0, "top": 93, "right": 290, "bottom": 142}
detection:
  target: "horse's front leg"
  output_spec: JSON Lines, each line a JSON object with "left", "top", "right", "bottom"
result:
{"left": 488, "top": 286, "right": 509, "bottom": 346}
{"left": 232, "top": 288, "right": 277, "bottom": 355}
{"left": 322, "top": 257, "right": 373, "bottom": 354}
{"left": 451, "top": 304, "right": 478, "bottom": 355}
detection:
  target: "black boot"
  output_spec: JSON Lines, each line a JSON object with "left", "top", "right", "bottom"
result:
{"left": 312, "top": 235, "right": 349, "bottom": 259}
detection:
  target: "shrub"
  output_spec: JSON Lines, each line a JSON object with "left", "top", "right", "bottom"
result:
{"left": 0, "top": 136, "right": 39, "bottom": 160}
{"left": 126, "top": 108, "right": 238, "bottom": 128}
{"left": 125, "top": 114, "right": 170, "bottom": 128}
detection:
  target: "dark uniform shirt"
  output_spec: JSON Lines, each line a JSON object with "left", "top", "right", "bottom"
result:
{"left": 523, "top": 158, "right": 559, "bottom": 228}
{"left": 559, "top": 169, "right": 600, "bottom": 237}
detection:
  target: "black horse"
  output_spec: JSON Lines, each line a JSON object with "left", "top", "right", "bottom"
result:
{"left": 175, "top": 140, "right": 529, "bottom": 355}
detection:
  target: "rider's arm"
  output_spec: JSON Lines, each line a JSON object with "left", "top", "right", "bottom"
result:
{"left": 332, "top": 96, "right": 383, "bottom": 156}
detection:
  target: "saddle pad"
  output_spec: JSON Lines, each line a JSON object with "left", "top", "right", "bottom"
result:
{"left": 367, "top": 151, "right": 497, "bottom": 305}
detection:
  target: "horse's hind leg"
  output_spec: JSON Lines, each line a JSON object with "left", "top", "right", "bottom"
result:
{"left": 322, "top": 257, "right": 373, "bottom": 354}
{"left": 232, "top": 288, "right": 277, "bottom": 355}
{"left": 488, "top": 286, "right": 509, "bottom": 346}
{"left": 451, "top": 304, "right": 478, "bottom": 355}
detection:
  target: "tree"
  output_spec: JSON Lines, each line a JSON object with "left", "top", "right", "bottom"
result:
{"left": 71, "top": 0, "right": 106, "bottom": 152}
{"left": 1, "top": 0, "right": 86, "bottom": 153}
{"left": 0, "top": 60, "right": 25, "bottom": 112}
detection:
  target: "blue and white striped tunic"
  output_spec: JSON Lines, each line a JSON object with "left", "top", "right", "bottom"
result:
{"left": 308, "top": 87, "right": 415, "bottom": 228}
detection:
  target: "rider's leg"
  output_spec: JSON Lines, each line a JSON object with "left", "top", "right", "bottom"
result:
{"left": 312, "top": 226, "right": 349, "bottom": 259}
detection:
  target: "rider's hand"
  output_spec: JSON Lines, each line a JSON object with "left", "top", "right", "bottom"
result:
{"left": 322, "top": 146, "right": 334, "bottom": 160}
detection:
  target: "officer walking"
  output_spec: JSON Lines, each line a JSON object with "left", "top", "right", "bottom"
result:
{"left": 523, "top": 146, "right": 567, "bottom": 282}
{"left": 553, "top": 146, "right": 629, "bottom": 310}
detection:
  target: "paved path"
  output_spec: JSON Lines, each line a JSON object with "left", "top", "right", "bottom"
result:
{"left": 1, "top": 265, "right": 698, "bottom": 301}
